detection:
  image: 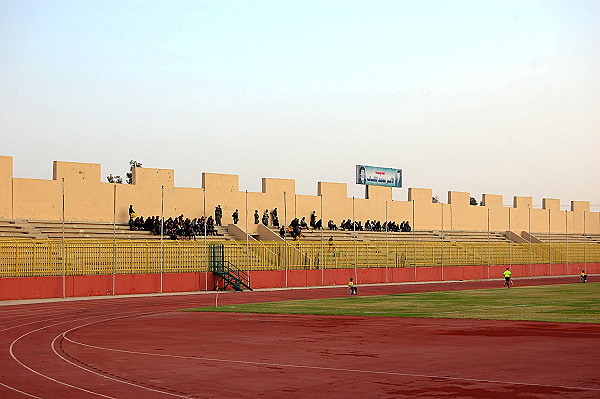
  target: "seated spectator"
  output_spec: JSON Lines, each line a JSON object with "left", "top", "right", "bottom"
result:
{"left": 294, "top": 225, "right": 302, "bottom": 240}
{"left": 279, "top": 225, "right": 286, "bottom": 239}
{"left": 198, "top": 216, "right": 206, "bottom": 235}
{"left": 374, "top": 221, "right": 381, "bottom": 231}
{"left": 134, "top": 216, "right": 144, "bottom": 231}
{"left": 315, "top": 219, "right": 323, "bottom": 229}
{"left": 327, "top": 220, "right": 337, "bottom": 230}
{"left": 300, "top": 217, "right": 308, "bottom": 230}
{"left": 273, "top": 216, "right": 280, "bottom": 227}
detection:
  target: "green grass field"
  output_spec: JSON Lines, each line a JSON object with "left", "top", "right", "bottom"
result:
{"left": 185, "top": 283, "right": 600, "bottom": 323}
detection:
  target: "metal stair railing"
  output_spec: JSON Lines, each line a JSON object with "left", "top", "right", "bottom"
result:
{"left": 211, "top": 259, "right": 252, "bottom": 291}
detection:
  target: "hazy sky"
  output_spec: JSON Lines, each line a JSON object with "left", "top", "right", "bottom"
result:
{"left": 1, "top": 0, "right": 599, "bottom": 210}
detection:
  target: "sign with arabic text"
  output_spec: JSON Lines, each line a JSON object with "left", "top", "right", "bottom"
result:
{"left": 356, "top": 165, "right": 402, "bottom": 188}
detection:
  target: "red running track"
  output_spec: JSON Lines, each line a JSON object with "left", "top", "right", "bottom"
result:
{"left": 1, "top": 277, "right": 599, "bottom": 399}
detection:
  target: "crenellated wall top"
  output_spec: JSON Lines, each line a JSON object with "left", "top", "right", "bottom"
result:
{"left": 0, "top": 155, "right": 597, "bottom": 234}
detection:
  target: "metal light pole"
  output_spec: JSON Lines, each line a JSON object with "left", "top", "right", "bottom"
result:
{"left": 583, "top": 211, "right": 587, "bottom": 273}
{"left": 412, "top": 199, "right": 416, "bottom": 282}
{"left": 385, "top": 200, "right": 389, "bottom": 283}
{"left": 61, "top": 178, "right": 66, "bottom": 299}
{"left": 548, "top": 209, "right": 552, "bottom": 276}
{"left": 203, "top": 188, "right": 207, "bottom": 291}
{"left": 441, "top": 204, "right": 444, "bottom": 281}
{"left": 528, "top": 208, "right": 532, "bottom": 277}
{"left": 487, "top": 208, "right": 490, "bottom": 279}
{"left": 112, "top": 184, "right": 116, "bottom": 295}
{"left": 508, "top": 208, "right": 512, "bottom": 270}
{"left": 160, "top": 185, "right": 164, "bottom": 294}
{"left": 565, "top": 210, "right": 569, "bottom": 271}
{"left": 320, "top": 194, "right": 324, "bottom": 286}
{"left": 353, "top": 196, "right": 357, "bottom": 280}
{"left": 245, "top": 190, "right": 249, "bottom": 278}
{"left": 284, "top": 191, "right": 288, "bottom": 288}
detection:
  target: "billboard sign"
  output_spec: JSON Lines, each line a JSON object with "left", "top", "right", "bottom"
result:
{"left": 356, "top": 165, "right": 402, "bottom": 188}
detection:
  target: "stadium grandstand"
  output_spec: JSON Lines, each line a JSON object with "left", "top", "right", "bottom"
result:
{"left": 0, "top": 156, "right": 598, "bottom": 300}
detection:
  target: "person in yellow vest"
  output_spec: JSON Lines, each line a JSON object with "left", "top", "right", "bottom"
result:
{"left": 503, "top": 268, "right": 512, "bottom": 288}
{"left": 128, "top": 204, "right": 137, "bottom": 219}
{"left": 580, "top": 270, "right": 587, "bottom": 283}
{"left": 348, "top": 277, "right": 357, "bottom": 295}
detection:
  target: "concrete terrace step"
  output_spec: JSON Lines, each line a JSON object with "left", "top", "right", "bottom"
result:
{"left": 0, "top": 226, "right": 24, "bottom": 232}
{"left": 0, "top": 231, "right": 30, "bottom": 237}
{"left": 29, "top": 222, "right": 130, "bottom": 229}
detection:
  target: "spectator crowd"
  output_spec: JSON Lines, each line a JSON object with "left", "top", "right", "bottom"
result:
{"left": 128, "top": 205, "right": 222, "bottom": 240}
{"left": 274, "top": 211, "right": 412, "bottom": 241}
{"left": 128, "top": 205, "right": 412, "bottom": 241}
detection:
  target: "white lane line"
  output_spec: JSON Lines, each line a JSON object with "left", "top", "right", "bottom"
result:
{"left": 53, "top": 329, "right": 192, "bottom": 398}
{"left": 0, "top": 301, "right": 202, "bottom": 332}
{"left": 0, "top": 306, "right": 173, "bottom": 399}
{"left": 64, "top": 335, "right": 600, "bottom": 393}
{"left": 9, "top": 316, "right": 117, "bottom": 399}
{"left": 0, "top": 315, "right": 97, "bottom": 333}
{"left": 0, "top": 382, "right": 44, "bottom": 398}
{"left": 0, "top": 313, "right": 94, "bottom": 333}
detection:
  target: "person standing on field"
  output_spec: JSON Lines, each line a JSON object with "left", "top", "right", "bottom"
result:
{"left": 348, "top": 277, "right": 357, "bottom": 295}
{"left": 503, "top": 268, "right": 512, "bottom": 288}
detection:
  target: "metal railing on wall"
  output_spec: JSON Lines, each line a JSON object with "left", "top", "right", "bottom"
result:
{"left": 1, "top": 238, "right": 599, "bottom": 278}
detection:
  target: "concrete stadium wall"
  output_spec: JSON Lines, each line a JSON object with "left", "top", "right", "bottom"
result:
{"left": 0, "top": 155, "right": 599, "bottom": 235}
{"left": 1, "top": 263, "right": 597, "bottom": 301}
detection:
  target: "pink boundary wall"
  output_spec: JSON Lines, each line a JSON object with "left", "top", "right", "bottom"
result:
{"left": 1, "top": 263, "right": 598, "bottom": 301}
